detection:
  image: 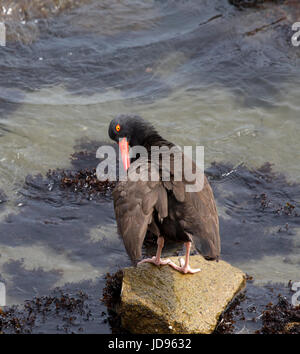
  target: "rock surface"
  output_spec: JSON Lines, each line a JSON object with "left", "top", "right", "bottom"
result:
{"left": 120, "top": 255, "right": 246, "bottom": 334}
{"left": 0, "top": 0, "right": 91, "bottom": 43}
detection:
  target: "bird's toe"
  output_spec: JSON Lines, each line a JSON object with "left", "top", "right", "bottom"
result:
{"left": 138, "top": 257, "right": 170, "bottom": 266}
{"left": 137, "top": 257, "right": 155, "bottom": 265}
{"left": 168, "top": 260, "right": 201, "bottom": 274}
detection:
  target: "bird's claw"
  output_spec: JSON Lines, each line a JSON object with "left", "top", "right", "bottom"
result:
{"left": 168, "top": 258, "right": 201, "bottom": 274}
{"left": 138, "top": 256, "right": 171, "bottom": 266}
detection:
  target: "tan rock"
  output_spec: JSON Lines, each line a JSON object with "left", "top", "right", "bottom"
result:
{"left": 120, "top": 255, "right": 246, "bottom": 334}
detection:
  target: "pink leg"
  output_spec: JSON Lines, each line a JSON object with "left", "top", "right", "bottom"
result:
{"left": 168, "top": 242, "right": 201, "bottom": 274}
{"left": 138, "top": 237, "right": 171, "bottom": 266}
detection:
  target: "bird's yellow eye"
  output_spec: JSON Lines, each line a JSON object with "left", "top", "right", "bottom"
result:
{"left": 115, "top": 124, "right": 121, "bottom": 132}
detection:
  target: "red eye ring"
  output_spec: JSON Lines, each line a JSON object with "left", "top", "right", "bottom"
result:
{"left": 115, "top": 124, "right": 121, "bottom": 132}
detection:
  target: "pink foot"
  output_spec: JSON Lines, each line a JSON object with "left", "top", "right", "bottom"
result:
{"left": 138, "top": 256, "right": 171, "bottom": 266}
{"left": 168, "top": 258, "right": 201, "bottom": 274}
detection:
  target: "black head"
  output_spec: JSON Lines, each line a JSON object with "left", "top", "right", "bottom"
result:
{"left": 108, "top": 114, "right": 157, "bottom": 147}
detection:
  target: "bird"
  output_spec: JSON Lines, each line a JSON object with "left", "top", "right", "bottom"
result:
{"left": 108, "top": 114, "right": 220, "bottom": 274}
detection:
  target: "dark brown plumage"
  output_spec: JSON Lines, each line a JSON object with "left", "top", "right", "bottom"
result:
{"left": 109, "top": 114, "right": 220, "bottom": 273}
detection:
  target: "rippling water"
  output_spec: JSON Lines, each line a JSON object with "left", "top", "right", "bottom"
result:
{"left": 0, "top": 0, "right": 300, "bottom": 333}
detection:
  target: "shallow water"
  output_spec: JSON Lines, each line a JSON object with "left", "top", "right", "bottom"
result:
{"left": 0, "top": 0, "right": 300, "bottom": 333}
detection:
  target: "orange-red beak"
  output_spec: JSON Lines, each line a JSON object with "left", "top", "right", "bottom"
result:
{"left": 119, "top": 137, "right": 130, "bottom": 171}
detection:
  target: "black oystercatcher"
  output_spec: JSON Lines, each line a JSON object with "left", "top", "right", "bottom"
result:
{"left": 108, "top": 115, "right": 220, "bottom": 274}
